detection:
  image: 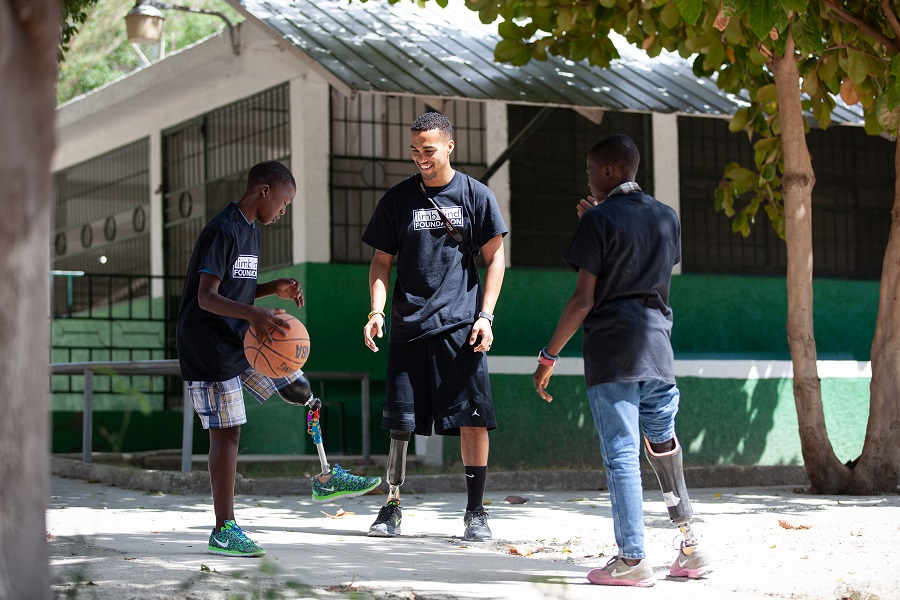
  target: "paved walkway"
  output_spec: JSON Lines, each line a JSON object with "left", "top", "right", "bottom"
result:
{"left": 47, "top": 472, "right": 899, "bottom": 599}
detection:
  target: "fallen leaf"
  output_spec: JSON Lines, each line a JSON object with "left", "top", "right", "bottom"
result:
{"left": 778, "top": 518, "right": 811, "bottom": 530}
{"left": 483, "top": 498, "right": 493, "bottom": 505}
{"left": 321, "top": 509, "right": 355, "bottom": 519}
{"left": 507, "top": 543, "right": 542, "bottom": 556}
{"left": 713, "top": 493, "right": 722, "bottom": 499}
{"left": 504, "top": 495, "right": 529, "bottom": 504}
{"left": 124, "top": 557, "right": 136, "bottom": 561}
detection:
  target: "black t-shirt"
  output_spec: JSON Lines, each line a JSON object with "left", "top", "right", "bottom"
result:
{"left": 176, "top": 203, "right": 260, "bottom": 381}
{"left": 361, "top": 172, "right": 507, "bottom": 342}
{"left": 564, "top": 191, "right": 681, "bottom": 386}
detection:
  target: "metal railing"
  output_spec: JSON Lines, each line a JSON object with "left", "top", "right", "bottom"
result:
{"left": 50, "top": 360, "right": 372, "bottom": 472}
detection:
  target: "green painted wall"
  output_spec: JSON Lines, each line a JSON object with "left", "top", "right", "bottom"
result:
{"left": 51, "top": 265, "right": 878, "bottom": 468}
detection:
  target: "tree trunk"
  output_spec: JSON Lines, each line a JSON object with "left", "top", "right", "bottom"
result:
{"left": 772, "top": 35, "right": 848, "bottom": 493}
{"left": 851, "top": 138, "right": 900, "bottom": 494}
{"left": 0, "top": 1, "right": 59, "bottom": 598}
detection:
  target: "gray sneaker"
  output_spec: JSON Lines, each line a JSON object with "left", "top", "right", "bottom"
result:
{"left": 587, "top": 556, "right": 655, "bottom": 587}
{"left": 670, "top": 542, "right": 712, "bottom": 578}
{"left": 463, "top": 510, "right": 492, "bottom": 542}
{"left": 368, "top": 500, "right": 402, "bottom": 537}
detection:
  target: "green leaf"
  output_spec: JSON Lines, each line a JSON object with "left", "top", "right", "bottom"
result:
{"left": 557, "top": 7, "right": 577, "bottom": 32}
{"left": 724, "top": 164, "right": 758, "bottom": 193}
{"left": 793, "top": 17, "right": 824, "bottom": 55}
{"left": 660, "top": 0, "right": 681, "bottom": 29}
{"left": 749, "top": 0, "right": 775, "bottom": 41}
{"left": 495, "top": 38, "right": 528, "bottom": 63}
{"left": 755, "top": 83, "right": 778, "bottom": 104}
{"left": 729, "top": 108, "right": 749, "bottom": 132}
{"left": 674, "top": 0, "right": 702, "bottom": 25}
{"left": 847, "top": 49, "right": 867, "bottom": 85}
{"left": 782, "top": 0, "right": 808, "bottom": 11}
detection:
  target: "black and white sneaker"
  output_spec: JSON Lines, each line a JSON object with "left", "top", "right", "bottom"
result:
{"left": 368, "top": 500, "right": 402, "bottom": 537}
{"left": 463, "top": 510, "right": 492, "bottom": 542}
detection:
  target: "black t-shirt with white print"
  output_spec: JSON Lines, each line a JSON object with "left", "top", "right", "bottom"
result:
{"left": 176, "top": 202, "right": 260, "bottom": 382}
{"left": 362, "top": 172, "right": 507, "bottom": 343}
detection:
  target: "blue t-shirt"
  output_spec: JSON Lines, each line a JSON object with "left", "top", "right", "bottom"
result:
{"left": 176, "top": 203, "right": 260, "bottom": 381}
{"left": 362, "top": 172, "right": 507, "bottom": 342}
{"left": 564, "top": 191, "right": 681, "bottom": 386}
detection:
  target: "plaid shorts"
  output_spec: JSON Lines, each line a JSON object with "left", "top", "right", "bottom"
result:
{"left": 188, "top": 367, "right": 306, "bottom": 429}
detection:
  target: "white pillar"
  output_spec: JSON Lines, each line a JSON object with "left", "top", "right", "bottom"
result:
{"left": 652, "top": 112, "right": 682, "bottom": 275}
{"left": 149, "top": 133, "right": 165, "bottom": 298}
{"left": 290, "top": 77, "right": 331, "bottom": 264}
{"left": 484, "top": 100, "right": 512, "bottom": 266}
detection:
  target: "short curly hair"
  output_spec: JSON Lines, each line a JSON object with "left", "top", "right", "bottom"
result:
{"left": 411, "top": 112, "right": 453, "bottom": 140}
{"left": 246, "top": 161, "right": 295, "bottom": 191}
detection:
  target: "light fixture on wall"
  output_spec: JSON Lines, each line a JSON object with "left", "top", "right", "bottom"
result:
{"left": 125, "top": 0, "right": 239, "bottom": 56}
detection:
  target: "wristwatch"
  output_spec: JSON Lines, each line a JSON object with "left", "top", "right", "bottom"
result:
{"left": 538, "top": 347, "right": 559, "bottom": 367}
{"left": 477, "top": 311, "right": 494, "bottom": 325}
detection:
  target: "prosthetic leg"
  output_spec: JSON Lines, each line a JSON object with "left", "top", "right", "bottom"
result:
{"left": 278, "top": 374, "right": 382, "bottom": 502}
{"left": 385, "top": 430, "right": 411, "bottom": 502}
{"left": 278, "top": 375, "right": 329, "bottom": 475}
{"left": 367, "top": 430, "right": 409, "bottom": 537}
{"left": 644, "top": 436, "right": 698, "bottom": 548}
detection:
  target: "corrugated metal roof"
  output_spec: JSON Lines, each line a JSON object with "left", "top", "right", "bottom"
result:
{"left": 233, "top": 0, "right": 863, "bottom": 124}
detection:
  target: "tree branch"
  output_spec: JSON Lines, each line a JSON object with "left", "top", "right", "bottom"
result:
{"left": 823, "top": 0, "right": 900, "bottom": 54}
{"left": 880, "top": 0, "right": 900, "bottom": 47}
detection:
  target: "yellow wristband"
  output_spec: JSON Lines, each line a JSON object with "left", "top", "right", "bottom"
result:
{"left": 368, "top": 310, "right": 385, "bottom": 320}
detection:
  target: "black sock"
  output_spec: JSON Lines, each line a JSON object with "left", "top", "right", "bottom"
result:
{"left": 464, "top": 465, "right": 487, "bottom": 512}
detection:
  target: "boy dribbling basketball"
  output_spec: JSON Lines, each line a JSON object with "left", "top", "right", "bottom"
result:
{"left": 176, "top": 161, "right": 379, "bottom": 557}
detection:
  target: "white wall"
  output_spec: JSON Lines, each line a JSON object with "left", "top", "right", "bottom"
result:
{"left": 54, "top": 22, "right": 331, "bottom": 277}
{"left": 484, "top": 100, "right": 512, "bottom": 266}
{"left": 651, "top": 112, "right": 682, "bottom": 275}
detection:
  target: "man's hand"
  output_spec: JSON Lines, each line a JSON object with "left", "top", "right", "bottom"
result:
{"left": 364, "top": 314, "right": 384, "bottom": 352}
{"left": 273, "top": 278, "right": 304, "bottom": 308}
{"left": 247, "top": 307, "right": 291, "bottom": 343}
{"left": 576, "top": 195, "right": 600, "bottom": 219}
{"left": 532, "top": 364, "right": 555, "bottom": 402}
{"left": 470, "top": 318, "right": 493, "bottom": 353}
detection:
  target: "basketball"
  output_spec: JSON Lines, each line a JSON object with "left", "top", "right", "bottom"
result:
{"left": 244, "top": 314, "right": 311, "bottom": 378}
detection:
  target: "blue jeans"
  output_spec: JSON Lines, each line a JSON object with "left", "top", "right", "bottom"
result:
{"left": 587, "top": 380, "right": 680, "bottom": 560}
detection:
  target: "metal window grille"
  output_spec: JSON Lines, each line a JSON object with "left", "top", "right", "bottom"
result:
{"left": 330, "top": 90, "right": 487, "bottom": 263}
{"left": 162, "top": 84, "right": 292, "bottom": 287}
{"left": 508, "top": 106, "right": 654, "bottom": 268}
{"left": 679, "top": 116, "right": 891, "bottom": 279}
{"left": 52, "top": 138, "right": 151, "bottom": 277}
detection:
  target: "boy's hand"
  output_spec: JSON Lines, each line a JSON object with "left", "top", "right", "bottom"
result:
{"left": 576, "top": 195, "right": 599, "bottom": 219}
{"left": 274, "top": 278, "right": 304, "bottom": 308}
{"left": 248, "top": 307, "right": 290, "bottom": 343}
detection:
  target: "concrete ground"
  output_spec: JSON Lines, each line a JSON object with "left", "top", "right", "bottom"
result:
{"left": 47, "top": 461, "right": 899, "bottom": 600}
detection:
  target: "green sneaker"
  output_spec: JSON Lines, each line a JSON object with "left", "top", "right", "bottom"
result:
{"left": 207, "top": 520, "right": 265, "bottom": 557}
{"left": 312, "top": 464, "right": 382, "bottom": 503}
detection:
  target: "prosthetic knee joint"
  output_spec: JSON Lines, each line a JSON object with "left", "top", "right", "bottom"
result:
{"left": 645, "top": 436, "right": 698, "bottom": 546}
{"left": 386, "top": 430, "right": 411, "bottom": 502}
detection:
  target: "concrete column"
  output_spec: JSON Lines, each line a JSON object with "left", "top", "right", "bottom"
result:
{"left": 652, "top": 112, "right": 682, "bottom": 275}
{"left": 290, "top": 77, "right": 331, "bottom": 264}
{"left": 149, "top": 133, "right": 164, "bottom": 298}
{"left": 484, "top": 100, "right": 511, "bottom": 266}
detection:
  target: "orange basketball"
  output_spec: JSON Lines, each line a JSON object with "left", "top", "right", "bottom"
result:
{"left": 243, "top": 314, "right": 311, "bottom": 378}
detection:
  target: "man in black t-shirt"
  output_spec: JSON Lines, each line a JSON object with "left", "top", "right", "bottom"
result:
{"left": 532, "top": 135, "right": 712, "bottom": 587}
{"left": 177, "top": 161, "right": 380, "bottom": 558}
{"left": 362, "top": 112, "right": 507, "bottom": 541}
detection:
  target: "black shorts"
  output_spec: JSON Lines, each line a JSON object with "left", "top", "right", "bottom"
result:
{"left": 384, "top": 323, "right": 496, "bottom": 436}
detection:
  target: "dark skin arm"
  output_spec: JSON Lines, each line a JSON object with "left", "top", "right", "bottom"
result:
{"left": 197, "top": 273, "right": 304, "bottom": 342}
{"left": 532, "top": 267, "right": 597, "bottom": 402}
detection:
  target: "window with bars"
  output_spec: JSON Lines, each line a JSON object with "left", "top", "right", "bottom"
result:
{"left": 52, "top": 138, "right": 151, "bottom": 276}
{"left": 162, "top": 84, "right": 292, "bottom": 284}
{"left": 678, "top": 116, "right": 892, "bottom": 279}
{"left": 508, "top": 106, "right": 653, "bottom": 268}
{"left": 330, "top": 90, "right": 487, "bottom": 263}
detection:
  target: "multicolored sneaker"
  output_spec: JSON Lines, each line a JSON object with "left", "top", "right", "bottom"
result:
{"left": 311, "top": 464, "right": 381, "bottom": 503}
{"left": 207, "top": 520, "right": 265, "bottom": 557}
{"left": 463, "top": 510, "right": 492, "bottom": 542}
{"left": 670, "top": 542, "right": 712, "bottom": 578}
{"left": 587, "top": 556, "right": 655, "bottom": 587}
{"left": 368, "top": 500, "right": 402, "bottom": 537}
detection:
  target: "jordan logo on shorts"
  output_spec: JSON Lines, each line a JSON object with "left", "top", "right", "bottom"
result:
{"left": 472, "top": 409, "right": 480, "bottom": 417}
